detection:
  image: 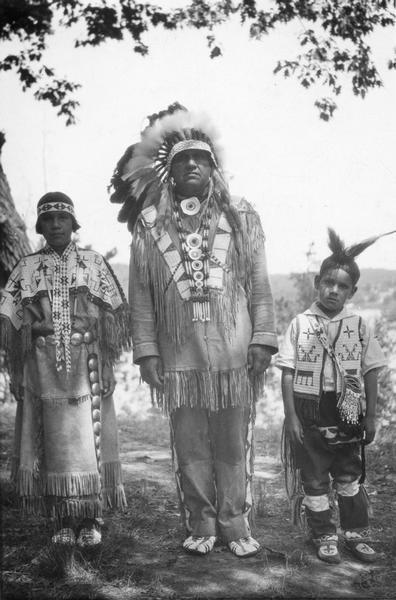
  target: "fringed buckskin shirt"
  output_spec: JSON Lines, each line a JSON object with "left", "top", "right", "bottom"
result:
{"left": 130, "top": 197, "right": 278, "bottom": 414}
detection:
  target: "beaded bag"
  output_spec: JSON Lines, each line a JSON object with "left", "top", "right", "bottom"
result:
{"left": 314, "top": 321, "right": 363, "bottom": 437}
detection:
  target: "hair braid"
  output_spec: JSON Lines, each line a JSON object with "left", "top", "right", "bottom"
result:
{"left": 212, "top": 170, "right": 243, "bottom": 259}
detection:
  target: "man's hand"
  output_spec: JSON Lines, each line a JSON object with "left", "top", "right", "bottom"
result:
{"left": 285, "top": 413, "right": 304, "bottom": 445}
{"left": 247, "top": 344, "right": 272, "bottom": 376}
{"left": 139, "top": 356, "right": 164, "bottom": 390}
{"left": 362, "top": 415, "right": 376, "bottom": 445}
{"left": 102, "top": 363, "right": 116, "bottom": 398}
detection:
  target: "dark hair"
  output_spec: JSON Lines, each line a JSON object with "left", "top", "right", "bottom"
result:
{"left": 318, "top": 258, "right": 360, "bottom": 286}
{"left": 35, "top": 191, "right": 80, "bottom": 234}
{"left": 318, "top": 228, "right": 378, "bottom": 286}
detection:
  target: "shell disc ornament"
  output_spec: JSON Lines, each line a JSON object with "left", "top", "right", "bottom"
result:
{"left": 180, "top": 197, "right": 201, "bottom": 216}
{"left": 186, "top": 232, "right": 202, "bottom": 249}
{"left": 188, "top": 248, "right": 202, "bottom": 260}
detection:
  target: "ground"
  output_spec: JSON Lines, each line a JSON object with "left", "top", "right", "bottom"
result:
{"left": 1, "top": 378, "right": 396, "bottom": 600}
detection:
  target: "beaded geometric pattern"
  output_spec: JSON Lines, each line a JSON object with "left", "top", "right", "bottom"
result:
{"left": 293, "top": 313, "right": 362, "bottom": 398}
{"left": 37, "top": 202, "right": 75, "bottom": 217}
{"left": 141, "top": 205, "right": 232, "bottom": 303}
{"left": 0, "top": 245, "right": 126, "bottom": 333}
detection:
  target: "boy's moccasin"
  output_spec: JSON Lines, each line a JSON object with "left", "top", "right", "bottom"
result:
{"left": 344, "top": 530, "right": 377, "bottom": 563}
{"left": 314, "top": 534, "right": 341, "bottom": 564}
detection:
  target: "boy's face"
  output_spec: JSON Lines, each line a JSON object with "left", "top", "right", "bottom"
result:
{"left": 314, "top": 268, "right": 357, "bottom": 316}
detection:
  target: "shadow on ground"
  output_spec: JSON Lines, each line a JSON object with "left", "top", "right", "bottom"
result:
{"left": 1, "top": 403, "right": 396, "bottom": 599}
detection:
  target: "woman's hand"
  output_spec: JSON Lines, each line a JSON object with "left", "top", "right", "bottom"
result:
{"left": 102, "top": 363, "right": 116, "bottom": 398}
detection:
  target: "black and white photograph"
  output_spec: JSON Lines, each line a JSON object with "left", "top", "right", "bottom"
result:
{"left": 0, "top": 1, "right": 395, "bottom": 599}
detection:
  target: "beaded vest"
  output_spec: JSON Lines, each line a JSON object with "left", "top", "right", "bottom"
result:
{"left": 293, "top": 313, "right": 363, "bottom": 399}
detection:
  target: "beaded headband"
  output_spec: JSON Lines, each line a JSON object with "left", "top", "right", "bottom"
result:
{"left": 165, "top": 140, "right": 217, "bottom": 173}
{"left": 37, "top": 202, "right": 75, "bottom": 217}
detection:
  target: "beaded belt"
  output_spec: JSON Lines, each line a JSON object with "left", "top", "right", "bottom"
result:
{"left": 35, "top": 331, "right": 95, "bottom": 348}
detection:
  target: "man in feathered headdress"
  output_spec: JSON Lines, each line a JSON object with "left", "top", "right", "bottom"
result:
{"left": 0, "top": 192, "right": 130, "bottom": 547}
{"left": 110, "top": 104, "right": 278, "bottom": 557}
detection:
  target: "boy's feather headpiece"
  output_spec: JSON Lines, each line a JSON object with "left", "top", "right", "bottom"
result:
{"left": 328, "top": 227, "right": 396, "bottom": 259}
{"left": 321, "top": 227, "right": 396, "bottom": 284}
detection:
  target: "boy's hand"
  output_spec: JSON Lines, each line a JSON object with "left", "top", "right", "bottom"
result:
{"left": 362, "top": 415, "right": 376, "bottom": 444}
{"left": 285, "top": 413, "right": 304, "bottom": 445}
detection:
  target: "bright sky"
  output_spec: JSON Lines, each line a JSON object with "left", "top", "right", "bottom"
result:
{"left": 1, "top": 16, "right": 395, "bottom": 274}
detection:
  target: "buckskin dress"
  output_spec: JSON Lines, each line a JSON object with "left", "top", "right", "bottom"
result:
{"left": 0, "top": 243, "right": 130, "bottom": 520}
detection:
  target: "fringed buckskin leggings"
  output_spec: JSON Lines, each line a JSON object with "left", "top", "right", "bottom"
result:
{"left": 170, "top": 405, "right": 254, "bottom": 543}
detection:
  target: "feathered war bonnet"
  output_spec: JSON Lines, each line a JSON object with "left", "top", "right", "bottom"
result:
{"left": 108, "top": 103, "right": 227, "bottom": 233}
{"left": 319, "top": 227, "right": 396, "bottom": 285}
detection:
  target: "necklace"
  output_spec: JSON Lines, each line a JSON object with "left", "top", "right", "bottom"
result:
{"left": 44, "top": 242, "right": 81, "bottom": 371}
{"left": 172, "top": 188, "right": 213, "bottom": 322}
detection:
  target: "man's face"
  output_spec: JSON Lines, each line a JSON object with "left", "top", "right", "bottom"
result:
{"left": 39, "top": 211, "right": 73, "bottom": 252}
{"left": 315, "top": 268, "right": 356, "bottom": 316}
{"left": 170, "top": 150, "right": 212, "bottom": 197}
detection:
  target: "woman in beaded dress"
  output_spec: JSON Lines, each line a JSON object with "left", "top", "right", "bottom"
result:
{"left": 0, "top": 192, "right": 130, "bottom": 546}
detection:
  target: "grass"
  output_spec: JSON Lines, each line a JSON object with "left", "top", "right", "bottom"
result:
{"left": 2, "top": 388, "right": 396, "bottom": 598}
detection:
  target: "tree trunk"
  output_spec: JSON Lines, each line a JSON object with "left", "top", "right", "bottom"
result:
{"left": 0, "top": 132, "right": 31, "bottom": 289}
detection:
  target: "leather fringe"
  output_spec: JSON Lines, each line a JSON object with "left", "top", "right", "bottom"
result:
{"left": 50, "top": 498, "right": 103, "bottom": 520}
{"left": 45, "top": 472, "right": 101, "bottom": 497}
{"left": 155, "top": 366, "right": 256, "bottom": 414}
{"left": 16, "top": 468, "right": 101, "bottom": 497}
{"left": 20, "top": 496, "right": 46, "bottom": 515}
{"left": 100, "top": 305, "right": 132, "bottom": 365}
{"left": 101, "top": 462, "right": 127, "bottom": 509}
{"left": 102, "top": 484, "right": 127, "bottom": 510}
{"left": 131, "top": 203, "right": 266, "bottom": 347}
{"left": 281, "top": 422, "right": 306, "bottom": 529}
{"left": 14, "top": 465, "right": 126, "bottom": 517}
{"left": 0, "top": 316, "right": 24, "bottom": 393}
{"left": 237, "top": 201, "right": 265, "bottom": 302}
{"left": 294, "top": 395, "right": 321, "bottom": 422}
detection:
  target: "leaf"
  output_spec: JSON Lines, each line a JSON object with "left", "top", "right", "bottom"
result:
{"left": 210, "top": 46, "right": 222, "bottom": 58}
{"left": 273, "top": 61, "right": 282, "bottom": 74}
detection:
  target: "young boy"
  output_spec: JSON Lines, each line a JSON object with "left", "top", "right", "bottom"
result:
{"left": 276, "top": 228, "right": 389, "bottom": 564}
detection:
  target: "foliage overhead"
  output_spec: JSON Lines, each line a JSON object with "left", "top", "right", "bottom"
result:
{"left": 1, "top": 0, "right": 395, "bottom": 124}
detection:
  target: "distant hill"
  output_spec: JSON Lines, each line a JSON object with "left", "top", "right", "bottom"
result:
{"left": 269, "top": 268, "right": 396, "bottom": 304}
{"left": 111, "top": 263, "right": 396, "bottom": 309}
